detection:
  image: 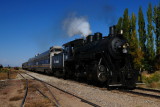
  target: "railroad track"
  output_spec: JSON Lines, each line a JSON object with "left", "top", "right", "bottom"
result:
{"left": 18, "top": 72, "right": 60, "bottom": 107}
{"left": 117, "top": 87, "right": 160, "bottom": 99}
{"left": 21, "top": 71, "right": 101, "bottom": 107}
{"left": 136, "top": 87, "right": 160, "bottom": 93}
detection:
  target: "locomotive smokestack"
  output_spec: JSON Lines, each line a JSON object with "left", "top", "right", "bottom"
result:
{"left": 109, "top": 25, "right": 116, "bottom": 36}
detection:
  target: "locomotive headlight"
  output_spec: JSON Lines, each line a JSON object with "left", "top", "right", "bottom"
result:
{"left": 122, "top": 43, "right": 129, "bottom": 49}
{"left": 122, "top": 43, "right": 129, "bottom": 53}
{"left": 123, "top": 45, "right": 126, "bottom": 48}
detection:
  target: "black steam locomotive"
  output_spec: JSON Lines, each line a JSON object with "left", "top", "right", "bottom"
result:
{"left": 22, "top": 25, "right": 139, "bottom": 89}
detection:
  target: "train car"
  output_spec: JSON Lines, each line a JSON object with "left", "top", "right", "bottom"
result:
{"left": 22, "top": 46, "right": 62, "bottom": 74}
{"left": 53, "top": 26, "right": 139, "bottom": 89}
{"left": 22, "top": 62, "right": 28, "bottom": 70}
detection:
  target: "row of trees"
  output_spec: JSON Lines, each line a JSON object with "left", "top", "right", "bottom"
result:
{"left": 116, "top": 3, "right": 160, "bottom": 72}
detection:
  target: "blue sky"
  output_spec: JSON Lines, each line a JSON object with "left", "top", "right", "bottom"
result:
{"left": 0, "top": 0, "right": 159, "bottom": 67}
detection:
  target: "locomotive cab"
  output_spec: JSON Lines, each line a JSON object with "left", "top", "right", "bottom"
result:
{"left": 63, "top": 39, "right": 84, "bottom": 59}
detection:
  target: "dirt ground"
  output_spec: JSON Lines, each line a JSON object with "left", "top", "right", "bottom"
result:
{"left": 0, "top": 79, "right": 24, "bottom": 107}
{"left": 0, "top": 74, "right": 93, "bottom": 107}
{"left": 23, "top": 78, "right": 93, "bottom": 107}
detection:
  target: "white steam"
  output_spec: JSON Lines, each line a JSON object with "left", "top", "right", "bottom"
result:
{"left": 63, "top": 15, "right": 92, "bottom": 37}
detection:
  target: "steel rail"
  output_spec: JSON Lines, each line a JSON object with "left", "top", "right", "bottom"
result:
{"left": 18, "top": 72, "right": 28, "bottom": 107}
{"left": 136, "top": 87, "right": 160, "bottom": 93}
{"left": 35, "top": 87, "right": 59, "bottom": 107}
{"left": 42, "top": 82, "right": 60, "bottom": 107}
{"left": 119, "top": 89, "right": 160, "bottom": 99}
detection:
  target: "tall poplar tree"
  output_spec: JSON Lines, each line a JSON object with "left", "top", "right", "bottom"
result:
{"left": 153, "top": 3, "right": 160, "bottom": 69}
{"left": 130, "top": 13, "right": 143, "bottom": 69}
{"left": 146, "top": 3, "right": 155, "bottom": 70}
{"left": 138, "top": 7, "right": 146, "bottom": 69}
{"left": 130, "top": 13, "right": 138, "bottom": 54}
{"left": 138, "top": 7, "right": 146, "bottom": 53}
{"left": 122, "top": 9, "right": 130, "bottom": 42}
{"left": 153, "top": 4, "right": 160, "bottom": 55}
{"left": 116, "top": 17, "right": 123, "bottom": 34}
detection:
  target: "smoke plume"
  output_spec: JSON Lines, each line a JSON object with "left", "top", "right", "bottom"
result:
{"left": 63, "top": 14, "right": 92, "bottom": 37}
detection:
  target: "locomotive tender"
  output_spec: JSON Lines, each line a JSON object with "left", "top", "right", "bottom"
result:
{"left": 22, "top": 25, "right": 138, "bottom": 89}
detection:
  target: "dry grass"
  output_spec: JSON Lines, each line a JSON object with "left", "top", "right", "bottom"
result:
{"left": 29, "top": 83, "right": 40, "bottom": 89}
{"left": 0, "top": 68, "right": 19, "bottom": 80}
{"left": 17, "top": 89, "right": 23, "bottom": 94}
{"left": 9, "top": 70, "right": 18, "bottom": 79}
{"left": 28, "top": 86, "right": 37, "bottom": 92}
{"left": 9, "top": 95, "right": 23, "bottom": 101}
{"left": 17, "top": 77, "right": 54, "bottom": 106}
{"left": 0, "top": 81, "right": 8, "bottom": 88}
{"left": 0, "top": 72, "right": 8, "bottom": 80}
{"left": 3, "top": 92, "right": 8, "bottom": 95}
{"left": 25, "top": 99, "right": 52, "bottom": 107}
{"left": 150, "top": 82, "right": 158, "bottom": 88}
{"left": 24, "top": 80, "right": 54, "bottom": 107}
{"left": 43, "top": 87, "right": 49, "bottom": 92}
{"left": 0, "top": 68, "right": 9, "bottom": 72}
{"left": 42, "top": 83, "right": 49, "bottom": 92}
{"left": 9, "top": 104, "right": 16, "bottom": 107}
{"left": 21, "top": 79, "right": 27, "bottom": 90}
{"left": 142, "top": 71, "right": 160, "bottom": 89}
{"left": 22, "top": 79, "right": 41, "bottom": 92}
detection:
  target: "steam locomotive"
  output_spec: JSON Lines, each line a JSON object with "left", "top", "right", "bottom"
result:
{"left": 22, "top": 25, "right": 139, "bottom": 89}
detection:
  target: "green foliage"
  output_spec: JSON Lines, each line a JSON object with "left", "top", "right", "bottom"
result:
{"left": 145, "top": 3, "right": 155, "bottom": 71}
{"left": 116, "top": 17, "right": 123, "bottom": 34}
{"left": 138, "top": 7, "right": 147, "bottom": 53}
{"left": 142, "top": 71, "right": 160, "bottom": 89}
{"left": 146, "top": 3, "right": 155, "bottom": 60}
{"left": 153, "top": 3, "right": 160, "bottom": 55}
{"left": 0, "top": 68, "right": 9, "bottom": 73}
{"left": 155, "top": 54, "right": 160, "bottom": 70}
{"left": 116, "top": 3, "right": 160, "bottom": 71}
{"left": 130, "top": 13, "right": 138, "bottom": 52}
{"left": 153, "top": 3, "right": 160, "bottom": 70}
{"left": 130, "top": 13, "right": 143, "bottom": 69}
{"left": 122, "top": 8, "right": 130, "bottom": 42}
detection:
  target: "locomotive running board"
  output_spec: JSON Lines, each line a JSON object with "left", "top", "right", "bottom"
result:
{"left": 109, "top": 84, "right": 122, "bottom": 86}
